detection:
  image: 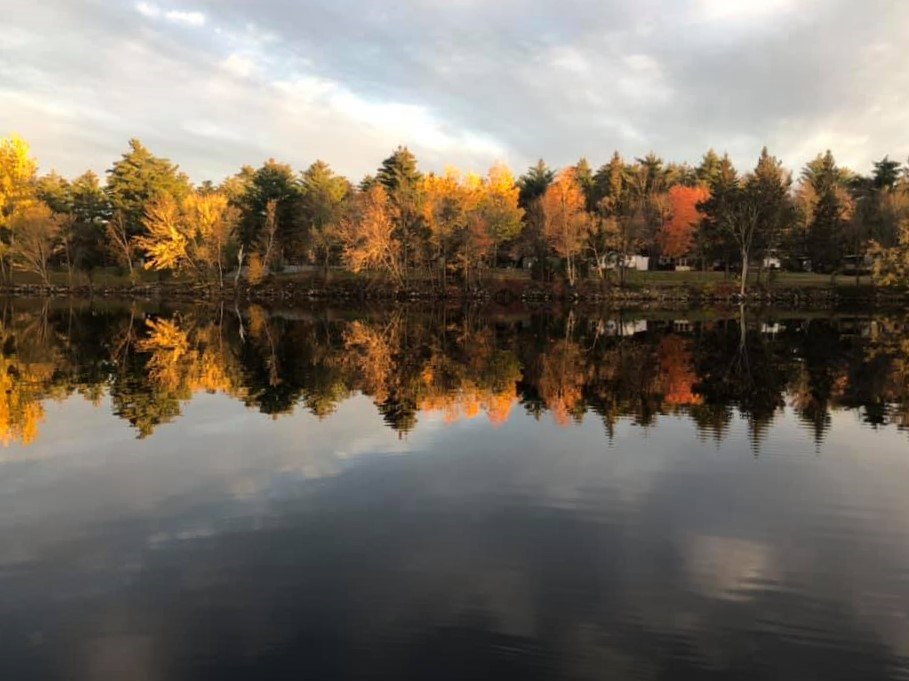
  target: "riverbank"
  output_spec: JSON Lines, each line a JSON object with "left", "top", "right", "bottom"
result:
{"left": 0, "top": 270, "right": 902, "bottom": 307}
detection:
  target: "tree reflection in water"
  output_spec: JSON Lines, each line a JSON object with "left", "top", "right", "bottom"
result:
{"left": 0, "top": 298, "right": 907, "bottom": 448}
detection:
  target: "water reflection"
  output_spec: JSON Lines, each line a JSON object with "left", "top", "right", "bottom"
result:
{"left": 3, "top": 301, "right": 909, "bottom": 679}
{"left": 0, "top": 300, "right": 908, "bottom": 448}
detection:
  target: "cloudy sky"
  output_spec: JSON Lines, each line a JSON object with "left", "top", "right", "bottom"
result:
{"left": 2, "top": 0, "right": 908, "bottom": 183}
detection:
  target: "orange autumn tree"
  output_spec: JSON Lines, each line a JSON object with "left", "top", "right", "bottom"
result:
{"left": 657, "top": 185, "right": 710, "bottom": 260}
{"left": 541, "top": 168, "right": 591, "bottom": 286}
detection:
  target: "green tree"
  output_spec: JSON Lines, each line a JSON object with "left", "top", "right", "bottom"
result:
{"left": 300, "top": 160, "right": 351, "bottom": 276}
{"left": 236, "top": 159, "right": 302, "bottom": 262}
{"left": 873, "top": 156, "right": 902, "bottom": 191}
{"left": 800, "top": 151, "right": 853, "bottom": 273}
{"left": 517, "top": 159, "right": 556, "bottom": 210}
{"left": 105, "top": 139, "right": 191, "bottom": 240}
{"left": 748, "top": 147, "right": 794, "bottom": 281}
{"left": 696, "top": 149, "right": 724, "bottom": 187}
{"left": 376, "top": 146, "right": 423, "bottom": 280}
{"left": 700, "top": 158, "right": 771, "bottom": 295}
{"left": 35, "top": 172, "right": 72, "bottom": 215}
{"left": 697, "top": 154, "right": 739, "bottom": 272}
{"left": 68, "top": 171, "right": 111, "bottom": 284}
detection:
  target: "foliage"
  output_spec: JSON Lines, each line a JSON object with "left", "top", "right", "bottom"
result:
{"left": 105, "top": 139, "right": 190, "bottom": 238}
{"left": 658, "top": 185, "right": 709, "bottom": 259}
{"left": 7, "top": 202, "right": 63, "bottom": 285}
{"left": 541, "top": 169, "right": 591, "bottom": 286}
{"left": 0, "top": 134, "right": 38, "bottom": 225}
{"left": 136, "top": 191, "right": 239, "bottom": 286}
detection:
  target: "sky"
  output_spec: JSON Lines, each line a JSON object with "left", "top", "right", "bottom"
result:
{"left": 2, "top": 0, "right": 909, "bottom": 183}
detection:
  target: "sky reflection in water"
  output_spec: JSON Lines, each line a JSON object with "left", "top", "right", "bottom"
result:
{"left": 0, "top": 301, "right": 908, "bottom": 680}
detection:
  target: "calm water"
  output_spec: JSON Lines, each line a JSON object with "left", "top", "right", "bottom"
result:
{"left": 1, "top": 300, "right": 909, "bottom": 680}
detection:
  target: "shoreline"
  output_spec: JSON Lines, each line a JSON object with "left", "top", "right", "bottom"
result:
{"left": 0, "top": 279, "right": 902, "bottom": 307}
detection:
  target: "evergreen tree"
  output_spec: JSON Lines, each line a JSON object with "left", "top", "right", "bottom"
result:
{"left": 747, "top": 147, "right": 793, "bottom": 274}
{"left": 696, "top": 149, "right": 724, "bottom": 187}
{"left": 872, "top": 156, "right": 902, "bottom": 191}
{"left": 236, "top": 159, "right": 302, "bottom": 261}
{"left": 376, "top": 146, "right": 424, "bottom": 278}
{"left": 517, "top": 159, "right": 555, "bottom": 210}
{"left": 105, "top": 139, "right": 190, "bottom": 237}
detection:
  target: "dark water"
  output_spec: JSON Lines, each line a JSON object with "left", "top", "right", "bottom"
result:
{"left": 2, "top": 300, "right": 909, "bottom": 680}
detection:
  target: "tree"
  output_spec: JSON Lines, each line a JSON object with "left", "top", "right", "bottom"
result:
{"left": 517, "top": 159, "right": 556, "bottom": 209}
{"left": 697, "top": 154, "right": 739, "bottom": 272}
{"left": 377, "top": 146, "right": 423, "bottom": 279}
{"left": 0, "top": 135, "right": 39, "bottom": 282}
{"left": 106, "top": 211, "right": 137, "bottom": 282}
{"left": 339, "top": 185, "right": 403, "bottom": 284}
{"left": 593, "top": 152, "right": 638, "bottom": 283}
{"left": 747, "top": 147, "right": 793, "bottom": 280}
{"left": 699, "top": 161, "right": 763, "bottom": 295}
{"left": 106, "top": 139, "right": 190, "bottom": 239}
{"left": 696, "top": 149, "right": 724, "bottom": 187}
{"left": 870, "top": 216, "right": 909, "bottom": 287}
{"left": 136, "top": 191, "right": 239, "bottom": 288}
{"left": 8, "top": 202, "right": 62, "bottom": 286}
{"left": 479, "top": 162, "right": 523, "bottom": 266}
{"left": 799, "top": 151, "right": 853, "bottom": 273}
{"left": 517, "top": 160, "right": 556, "bottom": 279}
{"left": 873, "top": 156, "right": 902, "bottom": 191}
{"left": 0, "top": 134, "right": 37, "bottom": 224}
{"left": 236, "top": 159, "right": 302, "bottom": 262}
{"left": 658, "top": 185, "right": 709, "bottom": 259}
{"left": 624, "top": 153, "right": 671, "bottom": 266}
{"left": 35, "top": 171, "right": 72, "bottom": 215}
{"left": 300, "top": 161, "right": 351, "bottom": 277}
{"left": 68, "top": 171, "right": 111, "bottom": 283}
{"left": 541, "top": 169, "right": 591, "bottom": 286}
{"left": 421, "top": 168, "right": 468, "bottom": 288}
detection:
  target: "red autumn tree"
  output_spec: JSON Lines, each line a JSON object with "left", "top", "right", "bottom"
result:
{"left": 658, "top": 185, "right": 710, "bottom": 259}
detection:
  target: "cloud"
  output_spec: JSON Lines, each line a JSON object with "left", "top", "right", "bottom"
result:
{"left": 693, "top": 0, "right": 795, "bottom": 24}
{"left": 3, "top": 0, "right": 909, "bottom": 182}
{"left": 135, "top": 2, "right": 206, "bottom": 27}
{"left": 135, "top": 2, "right": 160, "bottom": 19}
{"left": 165, "top": 9, "right": 206, "bottom": 26}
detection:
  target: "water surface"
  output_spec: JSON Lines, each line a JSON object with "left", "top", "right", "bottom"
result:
{"left": 1, "top": 301, "right": 908, "bottom": 680}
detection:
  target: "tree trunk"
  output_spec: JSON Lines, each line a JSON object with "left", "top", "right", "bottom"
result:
{"left": 740, "top": 249, "right": 749, "bottom": 297}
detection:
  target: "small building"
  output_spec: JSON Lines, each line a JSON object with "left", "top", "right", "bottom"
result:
{"left": 623, "top": 254, "right": 650, "bottom": 271}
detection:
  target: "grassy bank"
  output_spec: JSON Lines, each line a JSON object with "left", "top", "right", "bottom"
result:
{"left": 0, "top": 267, "right": 893, "bottom": 305}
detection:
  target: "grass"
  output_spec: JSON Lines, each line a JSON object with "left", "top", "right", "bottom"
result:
{"left": 1, "top": 266, "right": 877, "bottom": 292}
{"left": 622, "top": 270, "right": 873, "bottom": 288}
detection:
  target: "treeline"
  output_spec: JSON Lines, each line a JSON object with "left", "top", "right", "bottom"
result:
{"left": 1, "top": 303, "right": 908, "bottom": 447}
{"left": 3, "top": 134, "right": 909, "bottom": 292}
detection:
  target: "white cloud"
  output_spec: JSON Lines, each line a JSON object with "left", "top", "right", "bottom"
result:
{"left": 548, "top": 46, "right": 592, "bottom": 75}
{"left": 7, "top": 0, "right": 909, "bottom": 182}
{"left": 694, "top": 0, "right": 795, "bottom": 23}
{"left": 135, "top": 2, "right": 161, "bottom": 19}
{"left": 220, "top": 53, "right": 256, "bottom": 79}
{"left": 165, "top": 10, "right": 206, "bottom": 27}
{"left": 135, "top": 3, "right": 206, "bottom": 27}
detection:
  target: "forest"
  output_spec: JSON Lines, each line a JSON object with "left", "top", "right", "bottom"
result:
{"left": 3, "top": 134, "right": 909, "bottom": 294}
{"left": 0, "top": 301, "right": 907, "bottom": 449}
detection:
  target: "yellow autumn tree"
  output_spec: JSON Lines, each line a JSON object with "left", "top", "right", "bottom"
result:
{"left": 0, "top": 135, "right": 39, "bottom": 283}
{"left": 871, "top": 216, "right": 909, "bottom": 286}
{"left": 137, "top": 191, "right": 239, "bottom": 287}
{"left": 8, "top": 202, "right": 64, "bottom": 286}
{"left": 541, "top": 168, "right": 591, "bottom": 286}
{"left": 421, "top": 168, "right": 468, "bottom": 288}
{"left": 480, "top": 162, "right": 524, "bottom": 267}
{"left": 338, "top": 185, "right": 403, "bottom": 284}
{"left": 0, "top": 134, "right": 37, "bottom": 225}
